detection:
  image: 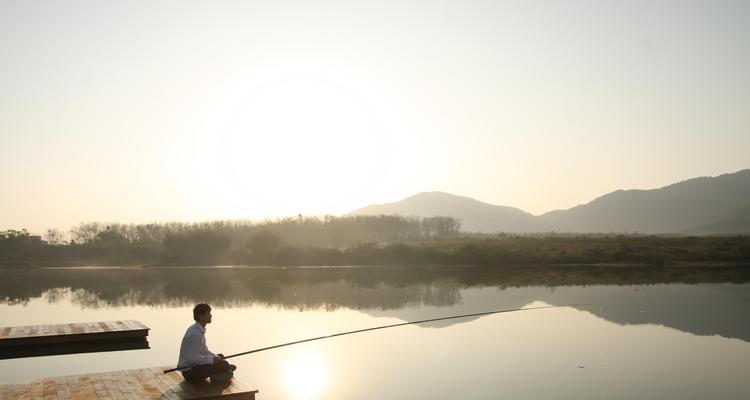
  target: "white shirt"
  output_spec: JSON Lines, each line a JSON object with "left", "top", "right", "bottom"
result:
{"left": 177, "top": 322, "right": 216, "bottom": 369}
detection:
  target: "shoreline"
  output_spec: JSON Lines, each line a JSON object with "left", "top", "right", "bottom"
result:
{"left": 3, "top": 260, "right": 748, "bottom": 270}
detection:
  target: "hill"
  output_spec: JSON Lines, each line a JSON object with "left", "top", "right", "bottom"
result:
{"left": 347, "top": 169, "right": 750, "bottom": 234}
{"left": 348, "top": 191, "right": 536, "bottom": 232}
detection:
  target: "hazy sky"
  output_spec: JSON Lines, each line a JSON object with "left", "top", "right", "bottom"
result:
{"left": 2, "top": 0, "right": 749, "bottom": 234}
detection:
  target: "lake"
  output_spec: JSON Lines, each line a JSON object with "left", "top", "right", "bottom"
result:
{"left": 1, "top": 266, "right": 749, "bottom": 399}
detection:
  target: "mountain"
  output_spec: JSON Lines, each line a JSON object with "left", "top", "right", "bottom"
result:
{"left": 347, "top": 169, "right": 750, "bottom": 234}
{"left": 538, "top": 170, "right": 750, "bottom": 233}
{"left": 348, "top": 191, "right": 536, "bottom": 232}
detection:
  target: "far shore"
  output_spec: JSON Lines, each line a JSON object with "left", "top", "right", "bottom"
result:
{"left": 3, "top": 260, "right": 749, "bottom": 270}
{"left": 3, "top": 232, "right": 749, "bottom": 271}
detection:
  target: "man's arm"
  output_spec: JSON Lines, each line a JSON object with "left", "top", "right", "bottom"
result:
{"left": 201, "top": 341, "right": 217, "bottom": 359}
{"left": 182, "top": 333, "right": 215, "bottom": 366}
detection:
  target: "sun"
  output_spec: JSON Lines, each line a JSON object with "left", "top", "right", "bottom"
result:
{"left": 188, "top": 74, "right": 405, "bottom": 219}
{"left": 281, "top": 347, "right": 330, "bottom": 399}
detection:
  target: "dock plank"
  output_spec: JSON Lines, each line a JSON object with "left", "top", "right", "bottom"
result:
{"left": 54, "top": 377, "right": 71, "bottom": 400}
{"left": 29, "top": 379, "right": 44, "bottom": 399}
{"left": 149, "top": 368, "right": 190, "bottom": 400}
{"left": 137, "top": 369, "right": 179, "bottom": 400}
{"left": 15, "top": 382, "right": 32, "bottom": 400}
{"left": 100, "top": 373, "right": 126, "bottom": 400}
{"left": 41, "top": 378, "right": 56, "bottom": 400}
{"left": 0, "top": 321, "right": 149, "bottom": 350}
{"left": 1, "top": 327, "right": 12, "bottom": 338}
{"left": 0, "top": 383, "right": 13, "bottom": 400}
{"left": 0, "top": 367, "right": 257, "bottom": 400}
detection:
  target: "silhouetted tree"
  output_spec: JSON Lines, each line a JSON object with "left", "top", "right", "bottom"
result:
{"left": 44, "top": 228, "right": 65, "bottom": 245}
{"left": 162, "top": 230, "right": 231, "bottom": 265}
{"left": 244, "top": 231, "right": 282, "bottom": 264}
{"left": 70, "top": 223, "right": 106, "bottom": 244}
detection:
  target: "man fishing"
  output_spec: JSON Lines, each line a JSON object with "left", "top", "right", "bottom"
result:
{"left": 163, "top": 303, "right": 595, "bottom": 376}
{"left": 177, "top": 303, "right": 237, "bottom": 383}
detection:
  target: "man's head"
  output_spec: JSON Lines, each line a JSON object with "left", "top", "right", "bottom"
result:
{"left": 193, "top": 303, "right": 212, "bottom": 326}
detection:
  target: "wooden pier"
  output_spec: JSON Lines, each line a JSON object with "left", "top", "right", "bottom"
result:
{"left": 0, "top": 339, "right": 150, "bottom": 360}
{"left": 0, "top": 367, "right": 258, "bottom": 399}
{"left": 0, "top": 320, "right": 149, "bottom": 348}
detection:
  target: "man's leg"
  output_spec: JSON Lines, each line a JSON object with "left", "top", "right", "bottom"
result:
{"left": 182, "top": 361, "right": 236, "bottom": 382}
{"left": 182, "top": 364, "right": 213, "bottom": 382}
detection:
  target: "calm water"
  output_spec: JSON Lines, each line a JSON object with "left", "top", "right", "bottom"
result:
{"left": 1, "top": 266, "right": 749, "bottom": 399}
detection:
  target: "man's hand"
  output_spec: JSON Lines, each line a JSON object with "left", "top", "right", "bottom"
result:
{"left": 213, "top": 355, "right": 222, "bottom": 364}
{"left": 217, "top": 353, "right": 225, "bottom": 359}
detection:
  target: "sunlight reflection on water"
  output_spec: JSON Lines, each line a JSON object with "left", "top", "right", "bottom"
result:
{"left": 281, "top": 347, "right": 329, "bottom": 399}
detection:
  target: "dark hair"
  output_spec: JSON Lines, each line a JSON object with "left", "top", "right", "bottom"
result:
{"left": 193, "top": 303, "right": 211, "bottom": 321}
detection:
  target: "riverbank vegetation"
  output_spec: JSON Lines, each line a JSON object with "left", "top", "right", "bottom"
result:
{"left": 2, "top": 216, "right": 750, "bottom": 267}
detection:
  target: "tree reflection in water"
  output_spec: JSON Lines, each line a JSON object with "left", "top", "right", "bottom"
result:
{"left": 2, "top": 265, "right": 749, "bottom": 342}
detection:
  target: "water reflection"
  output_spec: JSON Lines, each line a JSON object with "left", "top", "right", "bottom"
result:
{"left": 282, "top": 347, "right": 329, "bottom": 399}
{"left": 1, "top": 266, "right": 749, "bottom": 399}
{"left": 2, "top": 266, "right": 749, "bottom": 342}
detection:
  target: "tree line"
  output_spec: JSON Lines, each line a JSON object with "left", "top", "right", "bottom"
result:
{"left": 2, "top": 217, "right": 750, "bottom": 267}
{"left": 1, "top": 215, "right": 461, "bottom": 266}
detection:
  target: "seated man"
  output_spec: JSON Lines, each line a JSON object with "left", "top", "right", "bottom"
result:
{"left": 178, "top": 303, "right": 236, "bottom": 382}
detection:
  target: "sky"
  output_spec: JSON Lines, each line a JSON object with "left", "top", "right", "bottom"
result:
{"left": 1, "top": 0, "right": 749, "bottom": 234}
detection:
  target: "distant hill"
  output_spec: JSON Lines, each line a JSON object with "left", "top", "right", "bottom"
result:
{"left": 348, "top": 191, "right": 536, "bottom": 233}
{"left": 347, "top": 169, "right": 750, "bottom": 234}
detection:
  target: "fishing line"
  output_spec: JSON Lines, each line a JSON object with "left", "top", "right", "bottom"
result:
{"left": 165, "top": 303, "right": 599, "bottom": 374}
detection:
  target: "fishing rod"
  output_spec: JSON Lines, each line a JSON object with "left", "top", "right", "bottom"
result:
{"left": 164, "top": 303, "right": 597, "bottom": 374}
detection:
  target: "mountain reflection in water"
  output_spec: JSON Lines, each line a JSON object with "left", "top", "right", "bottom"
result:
{"left": 2, "top": 265, "right": 749, "bottom": 342}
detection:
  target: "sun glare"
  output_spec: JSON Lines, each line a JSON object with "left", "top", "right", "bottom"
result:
{"left": 188, "top": 75, "right": 405, "bottom": 219}
{"left": 281, "top": 347, "right": 330, "bottom": 399}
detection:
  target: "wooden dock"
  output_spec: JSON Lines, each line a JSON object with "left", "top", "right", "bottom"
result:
{"left": 0, "top": 367, "right": 258, "bottom": 399}
{"left": 0, "top": 339, "right": 150, "bottom": 360}
{"left": 0, "top": 320, "right": 149, "bottom": 348}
